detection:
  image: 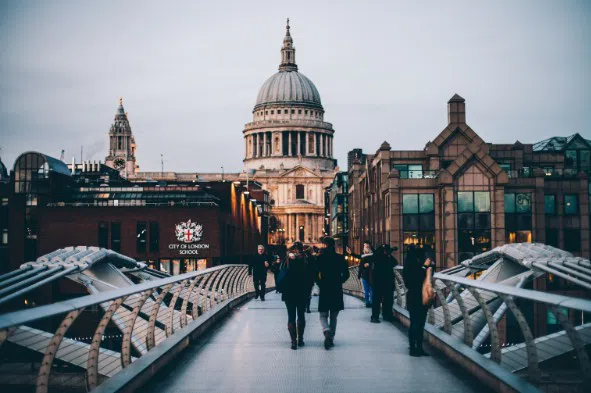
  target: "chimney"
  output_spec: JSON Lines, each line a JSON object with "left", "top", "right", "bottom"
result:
{"left": 447, "top": 94, "right": 466, "bottom": 124}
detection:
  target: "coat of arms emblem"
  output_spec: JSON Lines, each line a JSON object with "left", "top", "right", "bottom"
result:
{"left": 175, "top": 220, "right": 203, "bottom": 243}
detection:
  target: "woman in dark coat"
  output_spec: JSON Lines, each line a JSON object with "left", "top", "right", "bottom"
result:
{"left": 281, "top": 242, "right": 313, "bottom": 350}
{"left": 316, "top": 237, "right": 350, "bottom": 349}
{"left": 371, "top": 244, "right": 398, "bottom": 323}
{"left": 402, "top": 245, "right": 434, "bottom": 357}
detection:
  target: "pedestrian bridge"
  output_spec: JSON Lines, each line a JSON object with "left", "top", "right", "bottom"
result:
{"left": 0, "top": 243, "right": 589, "bottom": 393}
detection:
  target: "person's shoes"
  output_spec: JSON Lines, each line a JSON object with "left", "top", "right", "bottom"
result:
{"left": 370, "top": 317, "right": 381, "bottom": 323}
{"left": 254, "top": 294, "right": 259, "bottom": 300}
{"left": 323, "top": 331, "right": 331, "bottom": 350}
{"left": 409, "top": 348, "right": 420, "bottom": 357}
{"left": 288, "top": 323, "right": 297, "bottom": 350}
{"left": 261, "top": 297, "right": 265, "bottom": 301}
{"left": 306, "top": 307, "right": 311, "bottom": 313}
{"left": 297, "top": 322, "right": 306, "bottom": 347}
{"left": 417, "top": 347, "right": 429, "bottom": 356}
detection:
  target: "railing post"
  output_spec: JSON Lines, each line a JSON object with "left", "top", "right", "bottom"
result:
{"left": 434, "top": 284, "right": 452, "bottom": 334}
{"left": 122, "top": 290, "right": 153, "bottom": 367}
{"left": 87, "top": 296, "right": 127, "bottom": 391}
{"left": 467, "top": 287, "right": 501, "bottom": 363}
{"left": 147, "top": 284, "right": 173, "bottom": 350}
{"left": 442, "top": 281, "right": 473, "bottom": 346}
{"left": 36, "top": 308, "right": 84, "bottom": 393}
{"left": 180, "top": 276, "right": 204, "bottom": 328}
{"left": 167, "top": 280, "right": 189, "bottom": 337}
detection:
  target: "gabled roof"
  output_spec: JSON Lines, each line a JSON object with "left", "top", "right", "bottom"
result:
{"left": 532, "top": 133, "right": 591, "bottom": 152}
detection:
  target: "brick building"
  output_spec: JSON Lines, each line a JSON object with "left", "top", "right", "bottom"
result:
{"left": 348, "top": 95, "right": 590, "bottom": 270}
{"left": 2, "top": 152, "right": 266, "bottom": 274}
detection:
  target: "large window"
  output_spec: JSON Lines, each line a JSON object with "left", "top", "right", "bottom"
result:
{"left": 565, "top": 149, "right": 591, "bottom": 173}
{"left": 149, "top": 222, "right": 159, "bottom": 252}
{"left": 457, "top": 191, "right": 491, "bottom": 262}
{"left": 393, "top": 164, "right": 423, "bottom": 179}
{"left": 402, "top": 194, "right": 435, "bottom": 262}
{"left": 505, "top": 192, "right": 532, "bottom": 243}
{"left": 111, "top": 223, "right": 121, "bottom": 252}
{"left": 544, "top": 195, "right": 556, "bottom": 215}
{"left": 295, "top": 184, "right": 305, "bottom": 199}
{"left": 564, "top": 194, "right": 578, "bottom": 215}
{"left": 98, "top": 222, "right": 109, "bottom": 248}
{"left": 137, "top": 222, "right": 147, "bottom": 254}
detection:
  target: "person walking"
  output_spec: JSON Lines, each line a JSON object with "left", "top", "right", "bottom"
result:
{"left": 280, "top": 242, "right": 311, "bottom": 349}
{"left": 271, "top": 254, "right": 282, "bottom": 293}
{"left": 403, "top": 245, "right": 435, "bottom": 357}
{"left": 248, "top": 245, "right": 269, "bottom": 301}
{"left": 303, "top": 245, "right": 319, "bottom": 313}
{"left": 347, "top": 242, "right": 374, "bottom": 308}
{"left": 370, "top": 244, "right": 398, "bottom": 323}
{"left": 316, "top": 237, "right": 350, "bottom": 350}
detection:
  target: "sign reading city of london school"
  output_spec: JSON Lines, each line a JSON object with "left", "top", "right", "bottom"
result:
{"left": 168, "top": 220, "right": 210, "bottom": 255}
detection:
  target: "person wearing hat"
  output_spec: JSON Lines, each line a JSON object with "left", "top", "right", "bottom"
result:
{"left": 280, "top": 241, "right": 313, "bottom": 349}
{"left": 370, "top": 243, "right": 398, "bottom": 323}
{"left": 316, "top": 236, "right": 350, "bottom": 349}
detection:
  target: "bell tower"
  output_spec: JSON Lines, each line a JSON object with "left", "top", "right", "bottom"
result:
{"left": 105, "top": 98, "right": 137, "bottom": 177}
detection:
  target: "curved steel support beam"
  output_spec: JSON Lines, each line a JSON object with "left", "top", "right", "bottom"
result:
{"left": 217, "top": 267, "right": 234, "bottom": 302}
{"left": 122, "top": 290, "right": 153, "bottom": 368}
{"left": 549, "top": 305, "right": 591, "bottom": 384}
{"left": 434, "top": 285, "right": 451, "bottom": 333}
{"left": 36, "top": 308, "right": 84, "bottom": 393}
{"left": 235, "top": 267, "right": 249, "bottom": 297}
{"left": 231, "top": 267, "right": 247, "bottom": 297}
{"left": 499, "top": 294, "right": 541, "bottom": 383}
{"left": 224, "top": 266, "right": 241, "bottom": 300}
{"left": 468, "top": 287, "right": 501, "bottom": 363}
{"left": 180, "top": 276, "right": 203, "bottom": 328}
{"left": 166, "top": 280, "right": 189, "bottom": 337}
{"left": 442, "top": 280, "right": 473, "bottom": 346}
{"left": 209, "top": 268, "right": 226, "bottom": 307}
{"left": 86, "top": 296, "right": 127, "bottom": 391}
{"left": 192, "top": 272, "right": 214, "bottom": 318}
{"left": 147, "top": 284, "right": 173, "bottom": 350}
{"left": 204, "top": 269, "right": 223, "bottom": 311}
{"left": 394, "top": 270, "right": 406, "bottom": 308}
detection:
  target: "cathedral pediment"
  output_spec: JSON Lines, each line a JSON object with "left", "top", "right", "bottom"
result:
{"left": 279, "top": 165, "right": 321, "bottom": 178}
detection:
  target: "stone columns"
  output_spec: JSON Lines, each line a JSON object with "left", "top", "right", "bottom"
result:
{"left": 319, "top": 134, "right": 324, "bottom": 157}
{"left": 263, "top": 132, "right": 268, "bottom": 157}
{"left": 297, "top": 132, "right": 300, "bottom": 155}
{"left": 288, "top": 132, "right": 293, "bottom": 156}
{"left": 304, "top": 213, "right": 309, "bottom": 242}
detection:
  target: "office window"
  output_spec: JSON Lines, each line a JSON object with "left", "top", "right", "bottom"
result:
{"left": 505, "top": 193, "right": 532, "bottom": 243}
{"left": 402, "top": 194, "right": 435, "bottom": 260}
{"left": 499, "top": 163, "right": 511, "bottom": 173}
{"left": 544, "top": 195, "right": 556, "bottom": 215}
{"left": 457, "top": 191, "right": 491, "bottom": 261}
{"left": 149, "top": 222, "right": 159, "bottom": 252}
{"left": 564, "top": 194, "right": 578, "bottom": 215}
{"left": 564, "top": 229, "right": 581, "bottom": 252}
{"left": 393, "top": 164, "right": 423, "bottom": 179}
{"left": 137, "top": 222, "right": 147, "bottom": 253}
{"left": 111, "top": 223, "right": 121, "bottom": 252}
{"left": 545, "top": 229, "right": 559, "bottom": 248}
{"left": 98, "top": 222, "right": 109, "bottom": 248}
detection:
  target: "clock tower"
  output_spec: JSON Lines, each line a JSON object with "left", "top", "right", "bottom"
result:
{"left": 105, "top": 98, "right": 138, "bottom": 177}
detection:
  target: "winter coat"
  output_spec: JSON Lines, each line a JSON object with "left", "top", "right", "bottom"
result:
{"left": 371, "top": 252, "right": 397, "bottom": 290}
{"left": 281, "top": 253, "right": 313, "bottom": 304}
{"left": 402, "top": 254, "right": 434, "bottom": 310}
{"left": 356, "top": 253, "right": 373, "bottom": 283}
{"left": 249, "top": 253, "right": 269, "bottom": 279}
{"left": 316, "top": 248, "right": 350, "bottom": 312}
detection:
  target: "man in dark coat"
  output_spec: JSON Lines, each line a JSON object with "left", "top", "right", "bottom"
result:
{"left": 316, "top": 237, "right": 350, "bottom": 350}
{"left": 371, "top": 244, "right": 398, "bottom": 323}
{"left": 248, "top": 245, "right": 269, "bottom": 301}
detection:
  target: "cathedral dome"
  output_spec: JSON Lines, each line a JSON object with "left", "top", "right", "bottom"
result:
{"left": 255, "top": 71, "right": 322, "bottom": 109}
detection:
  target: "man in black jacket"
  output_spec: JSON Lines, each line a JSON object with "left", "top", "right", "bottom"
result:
{"left": 371, "top": 244, "right": 398, "bottom": 323}
{"left": 249, "top": 245, "right": 270, "bottom": 301}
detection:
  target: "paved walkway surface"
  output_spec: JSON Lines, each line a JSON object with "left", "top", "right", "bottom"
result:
{"left": 145, "top": 292, "right": 490, "bottom": 393}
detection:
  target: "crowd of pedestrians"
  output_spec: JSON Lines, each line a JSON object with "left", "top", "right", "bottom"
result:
{"left": 249, "top": 238, "right": 434, "bottom": 356}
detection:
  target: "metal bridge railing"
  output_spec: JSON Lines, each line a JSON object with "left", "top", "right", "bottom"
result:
{"left": 0, "top": 264, "right": 254, "bottom": 393}
{"left": 343, "top": 265, "right": 591, "bottom": 391}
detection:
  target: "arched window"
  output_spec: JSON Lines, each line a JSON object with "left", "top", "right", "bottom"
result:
{"left": 296, "top": 184, "right": 305, "bottom": 199}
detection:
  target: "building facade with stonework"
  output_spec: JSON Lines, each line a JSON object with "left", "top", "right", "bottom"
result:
{"left": 241, "top": 20, "right": 337, "bottom": 247}
{"left": 348, "top": 95, "right": 590, "bottom": 270}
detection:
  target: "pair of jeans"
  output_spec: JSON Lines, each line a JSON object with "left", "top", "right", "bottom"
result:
{"left": 408, "top": 305, "right": 428, "bottom": 349}
{"left": 372, "top": 285, "right": 393, "bottom": 320}
{"left": 253, "top": 276, "right": 266, "bottom": 299}
{"left": 361, "top": 278, "right": 373, "bottom": 305}
{"left": 285, "top": 300, "right": 306, "bottom": 324}
{"left": 319, "top": 310, "right": 339, "bottom": 338}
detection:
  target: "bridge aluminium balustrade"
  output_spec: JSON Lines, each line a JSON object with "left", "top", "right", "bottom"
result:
{"left": 343, "top": 247, "right": 591, "bottom": 393}
{"left": 0, "top": 264, "right": 256, "bottom": 393}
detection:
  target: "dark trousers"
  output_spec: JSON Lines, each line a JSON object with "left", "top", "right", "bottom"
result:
{"left": 372, "top": 285, "right": 394, "bottom": 319}
{"left": 253, "top": 276, "right": 266, "bottom": 299}
{"left": 408, "top": 304, "right": 428, "bottom": 349}
{"left": 285, "top": 300, "right": 306, "bottom": 324}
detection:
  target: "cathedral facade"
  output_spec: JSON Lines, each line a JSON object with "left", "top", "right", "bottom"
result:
{"left": 243, "top": 20, "right": 338, "bottom": 247}
{"left": 105, "top": 20, "right": 338, "bottom": 247}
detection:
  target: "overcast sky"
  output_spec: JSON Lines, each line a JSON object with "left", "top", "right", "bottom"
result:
{"left": 1, "top": 0, "right": 589, "bottom": 173}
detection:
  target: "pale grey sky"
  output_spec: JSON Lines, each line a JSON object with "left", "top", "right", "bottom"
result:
{"left": 1, "top": 0, "right": 590, "bottom": 172}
